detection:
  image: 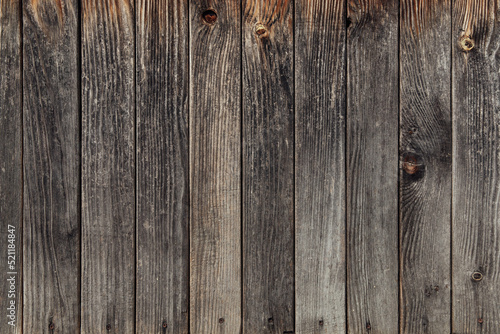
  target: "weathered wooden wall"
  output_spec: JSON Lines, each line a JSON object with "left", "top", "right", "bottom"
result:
{"left": 1, "top": 0, "right": 499, "bottom": 333}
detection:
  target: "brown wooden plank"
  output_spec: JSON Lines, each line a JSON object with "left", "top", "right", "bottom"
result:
{"left": 452, "top": 1, "right": 500, "bottom": 332}
{"left": 23, "top": 0, "right": 80, "bottom": 331}
{"left": 399, "top": 1, "right": 452, "bottom": 333}
{"left": 136, "top": 0, "right": 189, "bottom": 332}
{"left": 0, "top": 0, "right": 22, "bottom": 332}
{"left": 242, "top": 1, "right": 294, "bottom": 333}
{"left": 347, "top": 1, "right": 399, "bottom": 333}
{"left": 295, "top": 0, "right": 346, "bottom": 332}
{"left": 189, "top": 1, "right": 241, "bottom": 332}
{"left": 81, "top": 0, "right": 135, "bottom": 332}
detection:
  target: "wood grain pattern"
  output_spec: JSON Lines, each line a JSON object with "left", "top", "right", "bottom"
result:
{"left": 0, "top": 0, "right": 22, "bottom": 332}
{"left": 23, "top": 0, "right": 80, "bottom": 331}
{"left": 135, "top": 0, "right": 189, "bottom": 333}
{"left": 81, "top": 0, "right": 135, "bottom": 332}
{"left": 242, "top": 1, "right": 294, "bottom": 333}
{"left": 295, "top": 0, "right": 346, "bottom": 333}
{"left": 347, "top": 1, "right": 399, "bottom": 333}
{"left": 452, "top": 1, "right": 500, "bottom": 333}
{"left": 400, "top": 1, "right": 452, "bottom": 333}
{"left": 189, "top": 1, "right": 241, "bottom": 333}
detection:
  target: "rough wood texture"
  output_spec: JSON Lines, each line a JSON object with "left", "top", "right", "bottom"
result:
{"left": 81, "top": 0, "right": 135, "bottom": 332}
{"left": 242, "top": 1, "right": 294, "bottom": 333}
{"left": 452, "top": 0, "right": 500, "bottom": 333}
{"left": 347, "top": 1, "right": 399, "bottom": 333}
{"left": 23, "top": 0, "right": 80, "bottom": 331}
{"left": 0, "top": 0, "right": 21, "bottom": 332}
{"left": 399, "top": 1, "right": 452, "bottom": 333}
{"left": 295, "top": 0, "right": 346, "bottom": 333}
{"left": 189, "top": 1, "right": 241, "bottom": 333}
{"left": 136, "top": 0, "right": 189, "bottom": 333}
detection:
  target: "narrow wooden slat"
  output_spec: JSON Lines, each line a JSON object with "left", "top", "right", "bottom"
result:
{"left": 452, "top": 1, "right": 500, "bottom": 332}
{"left": 347, "top": 1, "right": 399, "bottom": 333}
{"left": 136, "top": 0, "right": 189, "bottom": 332}
{"left": 81, "top": 0, "right": 135, "bottom": 332}
{"left": 295, "top": 0, "right": 346, "bottom": 332}
{"left": 189, "top": 1, "right": 241, "bottom": 332}
{"left": 242, "top": 1, "right": 294, "bottom": 332}
{"left": 23, "top": 0, "right": 80, "bottom": 331}
{"left": 0, "top": 0, "right": 21, "bottom": 332}
{"left": 399, "top": 1, "right": 452, "bottom": 333}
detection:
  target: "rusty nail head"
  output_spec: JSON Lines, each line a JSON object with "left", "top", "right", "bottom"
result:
{"left": 202, "top": 9, "right": 217, "bottom": 25}
{"left": 460, "top": 36, "right": 474, "bottom": 51}
{"left": 219, "top": 318, "right": 224, "bottom": 324}
{"left": 478, "top": 318, "right": 483, "bottom": 324}
{"left": 162, "top": 321, "right": 168, "bottom": 328}
{"left": 472, "top": 271, "right": 483, "bottom": 281}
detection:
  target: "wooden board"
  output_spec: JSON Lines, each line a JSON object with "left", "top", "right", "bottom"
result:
{"left": 81, "top": 0, "right": 135, "bottom": 332}
{"left": 346, "top": 1, "right": 399, "bottom": 333}
{"left": 135, "top": 0, "right": 189, "bottom": 332}
{"left": 189, "top": 1, "right": 242, "bottom": 332}
{"left": 399, "top": 1, "right": 452, "bottom": 333}
{"left": 294, "top": 0, "right": 346, "bottom": 333}
{"left": 23, "top": 0, "right": 80, "bottom": 331}
{"left": 452, "top": 0, "right": 500, "bottom": 333}
{"left": 242, "top": 1, "right": 294, "bottom": 332}
{"left": 0, "top": 0, "right": 22, "bottom": 332}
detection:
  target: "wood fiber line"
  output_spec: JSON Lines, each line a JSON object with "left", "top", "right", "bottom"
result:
{"left": 189, "top": 0, "right": 242, "bottom": 333}
{"left": 81, "top": 0, "right": 135, "bottom": 332}
{"left": 23, "top": 0, "right": 80, "bottom": 331}
{"left": 400, "top": 0, "right": 450, "bottom": 36}
{"left": 400, "top": 0, "right": 452, "bottom": 332}
{"left": 0, "top": 0, "right": 22, "bottom": 332}
{"left": 136, "top": 0, "right": 189, "bottom": 332}
{"left": 452, "top": 0, "right": 500, "bottom": 333}
{"left": 295, "top": 0, "right": 346, "bottom": 333}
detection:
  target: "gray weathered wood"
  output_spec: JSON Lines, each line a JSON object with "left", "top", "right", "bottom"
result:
{"left": 295, "top": 0, "right": 346, "bottom": 332}
{"left": 81, "top": 0, "right": 135, "bottom": 332}
{"left": 23, "top": 0, "right": 80, "bottom": 331}
{"left": 0, "top": 0, "right": 21, "bottom": 332}
{"left": 452, "top": 0, "right": 500, "bottom": 332}
{"left": 189, "top": 1, "right": 242, "bottom": 332}
{"left": 136, "top": 0, "right": 189, "bottom": 332}
{"left": 399, "top": 1, "right": 452, "bottom": 333}
{"left": 347, "top": 1, "right": 399, "bottom": 333}
{"left": 242, "top": 1, "right": 294, "bottom": 332}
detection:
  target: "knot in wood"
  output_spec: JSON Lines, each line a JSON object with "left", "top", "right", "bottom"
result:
{"left": 459, "top": 36, "right": 474, "bottom": 52}
{"left": 202, "top": 9, "right": 217, "bottom": 25}
{"left": 255, "top": 24, "right": 269, "bottom": 38}
{"left": 403, "top": 155, "right": 419, "bottom": 175}
{"left": 218, "top": 317, "right": 225, "bottom": 324}
{"left": 472, "top": 271, "right": 483, "bottom": 282}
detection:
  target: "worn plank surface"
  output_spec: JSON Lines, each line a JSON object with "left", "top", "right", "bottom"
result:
{"left": 136, "top": 0, "right": 189, "bottom": 333}
{"left": 452, "top": 0, "right": 500, "bottom": 333}
{"left": 295, "top": 0, "right": 346, "bottom": 333}
{"left": 242, "top": 1, "right": 294, "bottom": 333}
{"left": 0, "top": 0, "right": 21, "bottom": 332}
{"left": 23, "top": 0, "right": 80, "bottom": 331}
{"left": 81, "top": 0, "right": 135, "bottom": 332}
{"left": 189, "top": 1, "right": 242, "bottom": 333}
{"left": 347, "top": 1, "right": 399, "bottom": 333}
{"left": 399, "top": 1, "right": 452, "bottom": 333}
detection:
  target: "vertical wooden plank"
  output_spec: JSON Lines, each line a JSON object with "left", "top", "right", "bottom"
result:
{"left": 346, "top": 1, "right": 399, "bottom": 333}
{"left": 295, "top": 0, "right": 346, "bottom": 333}
{"left": 0, "top": 0, "right": 21, "bottom": 332}
{"left": 399, "top": 1, "right": 452, "bottom": 333}
{"left": 242, "top": 1, "right": 294, "bottom": 333}
{"left": 23, "top": 0, "right": 80, "bottom": 330}
{"left": 81, "top": 0, "right": 135, "bottom": 332}
{"left": 189, "top": 1, "right": 241, "bottom": 332}
{"left": 452, "top": 1, "right": 500, "bottom": 332}
{"left": 136, "top": 0, "right": 189, "bottom": 332}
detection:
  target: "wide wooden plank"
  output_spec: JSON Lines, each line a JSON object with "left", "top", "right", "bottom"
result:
{"left": 295, "top": 0, "right": 346, "bottom": 332}
{"left": 189, "top": 1, "right": 241, "bottom": 332}
{"left": 0, "top": 0, "right": 21, "bottom": 332}
{"left": 23, "top": 0, "right": 80, "bottom": 331}
{"left": 242, "top": 1, "right": 294, "bottom": 333}
{"left": 347, "top": 1, "right": 399, "bottom": 333}
{"left": 399, "top": 1, "right": 452, "bottom": 333}
{"left": 136, "top": 0, "right": 189, "bottom": 332}
{"left": 452, "top": 1, "right": 500, "bottom": 332}
{"left": 81, "top": 0, "right": 135, "bottom": 332}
